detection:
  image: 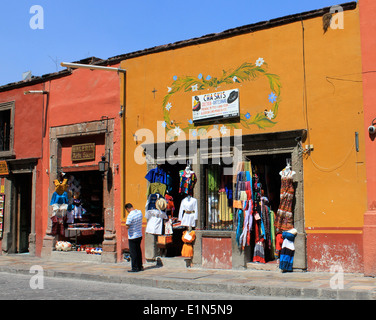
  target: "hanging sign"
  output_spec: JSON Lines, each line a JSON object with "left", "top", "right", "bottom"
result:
{"left": 0, "top": 161, "right": 9, "bottom": 176}
{"left": 192, "top": 89, "right": 239, "bottom": 123}
{"left": 71, "top": 143, "right": 96, "bottom": 162}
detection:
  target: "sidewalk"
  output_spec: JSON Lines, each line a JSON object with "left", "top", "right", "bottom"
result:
{"left": 0, "top": 253, "right": 375, "bottom": 300}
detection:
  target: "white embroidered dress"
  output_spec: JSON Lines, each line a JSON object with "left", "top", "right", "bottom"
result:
{"left": 178, "top": 196, "right": 198, "bottom": 227}
{"left": 145, "top": 209, "right": 167, "bottom": 235}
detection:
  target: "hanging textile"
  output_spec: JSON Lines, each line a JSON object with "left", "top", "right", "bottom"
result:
{"left": 178, "top": 196, "right": 198, "bottom": 227}
{"left": 145, "top": 209, "right": 168, "bottom": 235}
{"left": 179, "top": 169, "right": 197, "bottom": 195}
{"left": 279, "top": 228, "right": 297, "bottom": 272}
{"left": 235, "top": 209, "right": 244, "bottom": 247}
{"left": 274, "top": 169, "right": 295, "bottom": 232}
{"left": 145, "top": 166, "right": 168, "bottom": 184}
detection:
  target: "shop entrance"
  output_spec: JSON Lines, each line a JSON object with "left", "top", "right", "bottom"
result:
{"left": 63, "top": 170, "right": 104, "bottom": 251}
{"left": 14, "top": 173, "right": 32, "bottom": 253}
{"left": 157, "top": 163, "right": 186, "bottom": 257}
{"left": 244, "top": 153, "right": 292, "bottom": 265}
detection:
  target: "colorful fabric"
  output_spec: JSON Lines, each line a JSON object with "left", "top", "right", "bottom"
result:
{"left": 279, "top": 231, "right": 296, "bottom": 271}
{"left": 179, "top": 170, "right": 197, "bottom": 195}
{"left": 274, "top": 172, "right": 295, "bottom": 231}
{"left": 50, "top": 191, "right": 69, "bottom": 205}
{"left": 235, "top": 209, "right": 244, "bottom": 247}
{"left": 53, "top": 179, "right": 68, "bottom": 195}
{"left": 253, "top": 239, "right": 266, "bottom": 263}
{"left": 219, "top": 191, "right": 232, "bottom": 222}
{"left": 208, "top": 166, "right": 220, "bottom": 192}
{"left": 145, "top": 166, "right": 168, "bottom": 184}
{"left": 147, "top": 182, "right": 167, "bottom": 197}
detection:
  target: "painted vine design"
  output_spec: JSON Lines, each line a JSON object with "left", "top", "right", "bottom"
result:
{"left": 161, "top": 59, "right": 281, "bottom": 138}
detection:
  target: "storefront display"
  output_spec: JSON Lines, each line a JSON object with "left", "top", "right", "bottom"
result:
{"left": 49, "top": 171, "right": 104, "bottom": 251}
{"left": 207, "top": 165, "right": 233, "bottom": 230}
{"left": 145, "top": 163, "right": 197, "bottom": 261}
{"left": 178, "top": 196, "right": 198, "bottom": 228}
{"left": 231, "top": 157, "right": 297, "bottom": 268}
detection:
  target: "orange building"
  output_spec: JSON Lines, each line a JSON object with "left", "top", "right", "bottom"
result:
{"left": 120, "top": 2, "right": 367, "bottom": 272}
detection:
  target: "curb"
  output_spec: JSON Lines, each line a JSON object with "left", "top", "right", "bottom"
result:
{"left": 0, "top": 264, "right": 374, "bottom": 300}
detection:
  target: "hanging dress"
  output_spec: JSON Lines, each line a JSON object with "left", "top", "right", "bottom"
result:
{"left": 279, "top": 229, "right": 297, "bottom": 272}
{"left": 274, "top": 170, "right": 295, "bottom": 231}
{"left": 179, "top": 170, "right": 197, "bottom": 195}
{"left": 178, "top": 196, "right": 198, "bottom": 227}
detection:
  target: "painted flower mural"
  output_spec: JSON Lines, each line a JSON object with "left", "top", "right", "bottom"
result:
{"left": 161, "top": 59, "right": 281, "bottom": 136}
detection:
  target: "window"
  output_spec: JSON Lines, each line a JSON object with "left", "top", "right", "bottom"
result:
{"left": 205, "top": 163, "right": 234, "bottom": 231}
{"left": 0, "top": 102, "right": 14, "bottom": 156}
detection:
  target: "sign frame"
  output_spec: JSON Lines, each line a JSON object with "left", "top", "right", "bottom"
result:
{"left": 0, "top": 161, "right": 9, "bottom": 176}
{"left": 71, "top": 143, "right": 96, "bottom": 162}
{"left": 192, "top": 89, "right": 240, "bottom": 124}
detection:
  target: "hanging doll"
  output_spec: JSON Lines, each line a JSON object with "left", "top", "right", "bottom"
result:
{"left": 66, "top": 195, "right": 86, "bottom": 224}
{"left": 50, "top": 172, "right": 69, "bottom": 237}
{"left": 50, "top": 172, "right": 69, "bottom": 205}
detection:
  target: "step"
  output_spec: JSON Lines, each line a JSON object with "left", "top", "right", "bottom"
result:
{"left": 247, "top": 260, "right": 279, "bottom": 271}
{"left": 155, "top": 256, "right": 191, "bottom": 268}
{"left": 50, "top": 251, "right": 102, "bottom": 263}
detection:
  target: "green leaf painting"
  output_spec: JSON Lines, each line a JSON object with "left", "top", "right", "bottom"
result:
{"left": 161, "top": 58, "right": 281, "bottom": 137}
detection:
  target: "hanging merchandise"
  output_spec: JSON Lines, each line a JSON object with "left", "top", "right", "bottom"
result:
{"left": 178, "top": 196, "right": 198, "bottom": 227}
{"left": 218, "top": 174, "right": 233, "bottom": 224}
{"left": 145, "top": 165, "right": 168, "bottom": 185}
{"left": 208, "top": 165, "right": 220, "bottom": 226}
{"left": 145, "top": 198, "right": 168, "bottom": 235}
{"left": 179, "top": 165, "right": 197, "bottom": 195}
{"left": 165, "top": 193, "right": 175, "bottom": 218}
{"left": 181, "top": 229, "right": 196, "bottom": 258}
{"left": 145, "top": 193, "right": 164, "bottom": 211}
{"left": 50, "top": 173, "right": 69, "bottom": 205}
{"left": 279, "top": 228, "right": 297, "bottom": 272}
{"left": 147, "top": 182, "right": 167, "bottom": 197}
{"left": 67, "top": 196, "right": 86, "bottom": 224}
{"left": 235, "top": 208, "right": 244, "bottom": 247}
{"left": 233, "top": 161, "right": 253, "bottom": 248}
{"left": 274, "top": 162, "right": 296, "bottom": 232}
{"left": 164, "top": 219, "right": 173, "bottom": 235}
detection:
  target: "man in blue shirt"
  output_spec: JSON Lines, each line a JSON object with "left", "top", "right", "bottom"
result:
{"left": 125, "top": 203, "right": 143, "bottom": 272}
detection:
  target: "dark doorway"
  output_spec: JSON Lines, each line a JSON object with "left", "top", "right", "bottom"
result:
{"left": 14, "top": 173, "right": 32, "bottom": 253}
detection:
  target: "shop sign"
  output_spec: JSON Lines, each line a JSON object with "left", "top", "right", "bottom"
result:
{"left": 0, "top": 161, "right": 9, "bottom": 176}
{"left": 192, "top": 88, "right": 239, "bottom": 123}
{"left": 71, "top": 143, "right": 96, "bottom": 162}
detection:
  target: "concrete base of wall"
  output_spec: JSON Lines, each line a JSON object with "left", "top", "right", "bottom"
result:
{"left": 363, "top": 210, "right": 376, "bottom": 276}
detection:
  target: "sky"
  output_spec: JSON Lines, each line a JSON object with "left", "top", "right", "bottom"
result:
{"left": 0, "top": 0, "right": 350, "bottom": 86}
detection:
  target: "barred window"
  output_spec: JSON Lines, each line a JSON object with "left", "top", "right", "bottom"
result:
{"left": 205, "top": 164, "right": 234, "bottom": 231}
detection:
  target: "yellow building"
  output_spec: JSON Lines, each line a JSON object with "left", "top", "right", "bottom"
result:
{"left": 120, "top": 2, "right": 366, "bottom": 272}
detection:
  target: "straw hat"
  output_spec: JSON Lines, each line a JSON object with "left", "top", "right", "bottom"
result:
{"left": 156, "top": 198, "right": 167, "bottom": 211}
{"left": 286, "top": 228, "right": 298, "bottom": 235}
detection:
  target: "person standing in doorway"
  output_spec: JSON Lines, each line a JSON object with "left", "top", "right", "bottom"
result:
{"left": 125, "top": 203, "right": 143, "bottom": 272}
